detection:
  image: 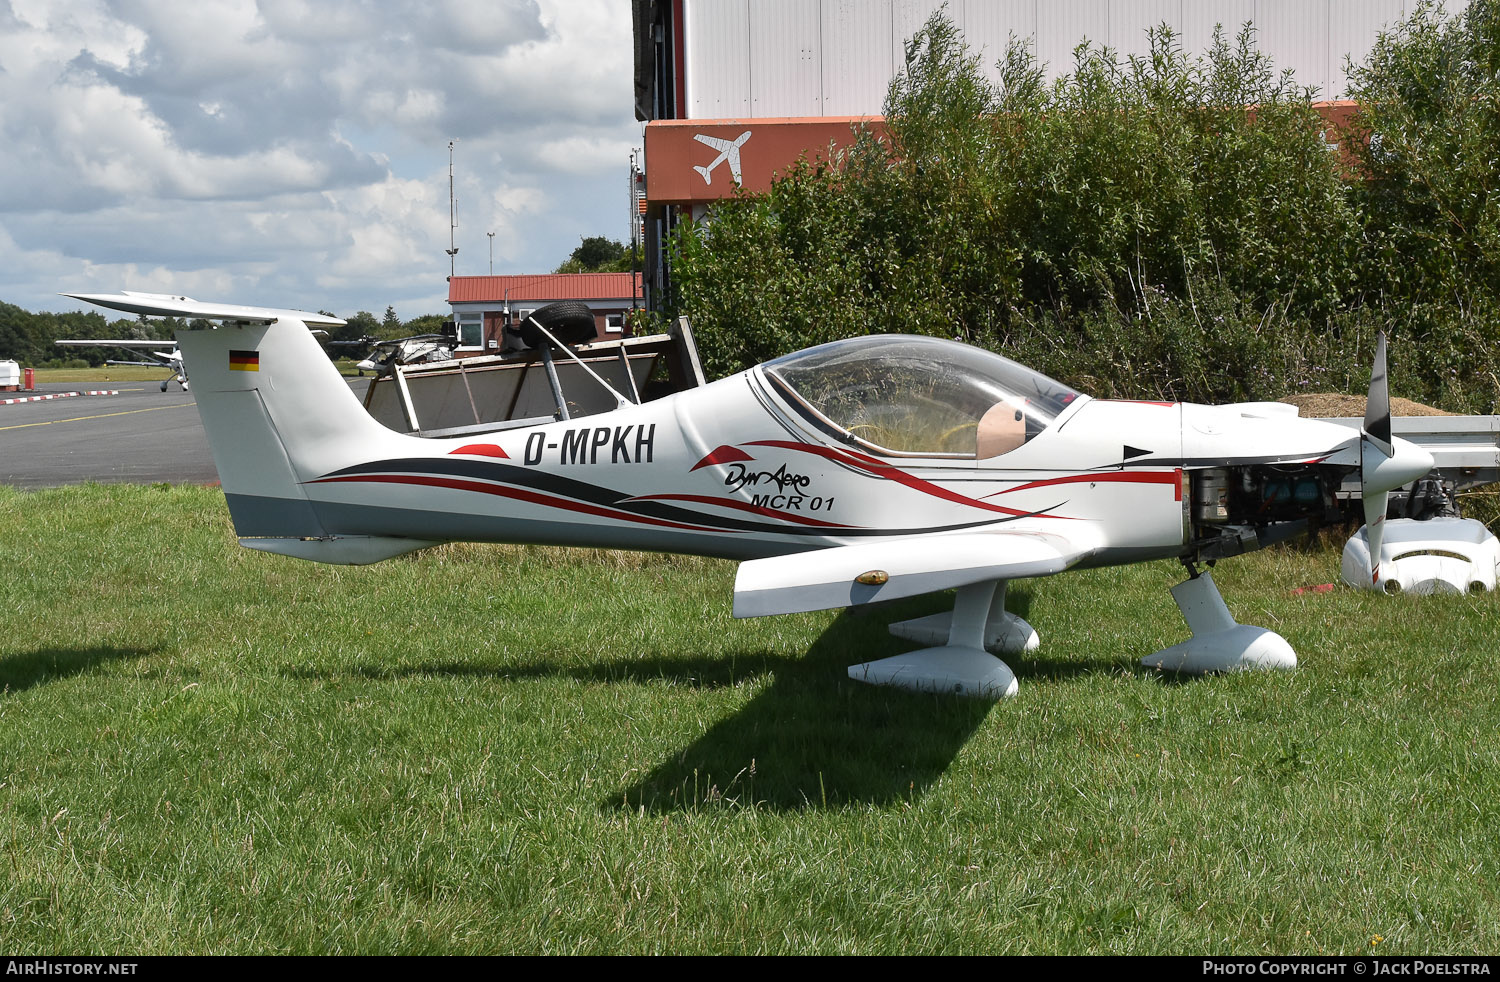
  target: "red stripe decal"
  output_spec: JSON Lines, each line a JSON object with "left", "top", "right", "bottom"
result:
{"left": 312, "top": 474, "right": 734, "bottom": 533}
{"left": 746, "top": 439, "right": 1047, "bottom": 518}
{"left": 690, "top": 445, "right": 756, "bottom": 471}
{"left": 451, "top": 443, "right": 508, "bottom": 458}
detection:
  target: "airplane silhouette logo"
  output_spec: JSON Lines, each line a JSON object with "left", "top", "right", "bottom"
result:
{"left": 693, "top": 130, "right": 751, "bottom": 186}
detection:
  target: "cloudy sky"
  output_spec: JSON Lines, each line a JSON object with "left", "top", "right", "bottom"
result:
{"left": 0, "top": 0, "right": 639, "bottom": 320}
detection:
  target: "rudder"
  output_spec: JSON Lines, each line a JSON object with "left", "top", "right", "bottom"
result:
{"left": 176, "top": 314, "right": 413, "bottom": 538}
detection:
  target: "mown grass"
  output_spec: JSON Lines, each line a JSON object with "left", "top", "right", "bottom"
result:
{"left": 28, "top": 366, "right": 171, "bottom": 384}
{"left": 1, "top": 484, "right": 1497, "bottom": 954}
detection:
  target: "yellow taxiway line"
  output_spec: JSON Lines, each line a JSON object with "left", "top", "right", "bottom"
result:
{"left": 0, "top": 403, "right": 191, "bottom": 432}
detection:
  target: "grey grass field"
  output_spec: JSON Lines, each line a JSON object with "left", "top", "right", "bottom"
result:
{"left": 1, "top": 484, "right": 1498, "bottom": 954}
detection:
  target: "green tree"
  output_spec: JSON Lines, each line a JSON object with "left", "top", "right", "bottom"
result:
{"left": 1346, "top": 0, "right": 1500, "bottom": 308}
{"left": 0, "top": 302, "right": 53, "bottom": 364}
{"left": 345, "top": 311, "right": 380, "bottom": 338}
{"left": 1336, "top": 0, "right": 1500, "bottom": 410}
{"left": 402, "top": 314, "right": 448, "bottom": 336}
{"left": 0, "top": 303, "right": 182, "bottom": 366}
{"left": 671, "top": 12, "right": 1361, "bottom": 403}
{"left": 554, "top": 236, "right": 638, "bottom": 273}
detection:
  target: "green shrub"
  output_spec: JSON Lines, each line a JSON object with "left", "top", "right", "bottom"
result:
{"left": 672, "top": 13, "right": 1363, "bottom": 401}
{"left": 1346, "top": 0, "right": 1500, "bottom": 311}
{"left": 670, "top": 7, "right": 1500, "bottom": 412}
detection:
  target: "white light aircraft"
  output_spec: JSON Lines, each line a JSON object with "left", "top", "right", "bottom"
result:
{"left": 71, "top": 292, "right": 1434, "bottom": 699}
{"left": 54, "top": 337, "right": 186, "bottom": 391}
{"left": 693, "top": 130, "right": 751, "bottom": 186}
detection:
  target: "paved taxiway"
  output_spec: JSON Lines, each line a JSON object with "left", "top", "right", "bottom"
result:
{"left": 0, "top": 378, "right": 369, "bottom": 489}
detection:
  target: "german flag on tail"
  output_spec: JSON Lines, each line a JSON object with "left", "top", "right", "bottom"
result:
{"left": 229, "top": 350, "right": 259, "bottom": 372}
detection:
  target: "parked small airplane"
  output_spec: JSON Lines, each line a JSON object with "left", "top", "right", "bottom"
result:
{"left": 693, "top": 130, "right": 751, "bottom": 185}
{"left": 353, "top": 334, "right": 455, "bottom": 375}
{"left": 328, "top": 334, "right": 456, "bottom": 376}
{"left": 54, "top": 337, "right": 187, "bottom": 391}
{"left": 69, "top": 292, "right": 1435, "bottom": 699}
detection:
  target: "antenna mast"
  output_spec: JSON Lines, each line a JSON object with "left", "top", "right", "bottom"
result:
{"left": 446, "top": 140, "right": 459, "bottom": 278}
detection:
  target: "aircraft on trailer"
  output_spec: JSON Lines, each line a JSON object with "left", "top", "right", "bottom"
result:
{"left": 328, "top": 334, "right": 456, "bottom": 377}
{"left": 69, "top": 291, "right": 1434, "bottom": 700}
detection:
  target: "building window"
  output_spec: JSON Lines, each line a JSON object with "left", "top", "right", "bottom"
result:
{"left": 456, "top": 312, "right": 484, "bottom": 349}
{"left": 605, "top": 313, "right": 624, "bottom": 334}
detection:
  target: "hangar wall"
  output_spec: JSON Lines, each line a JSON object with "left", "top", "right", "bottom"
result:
{"left": 678, "top": 0, "right": 1460, "bottom": 115}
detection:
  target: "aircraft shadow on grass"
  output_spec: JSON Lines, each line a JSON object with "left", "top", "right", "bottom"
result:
{"left": 279, "top": 585, "right": 1141, "bottom": 812}
{"left": 604, "top": 586, "right": 1136, "bottom": 813}
{"left": 605, "top": 609, "right": 999, "bottom": 814}
{"left": 0, "top": 645, "right": 155, "bottom": 695}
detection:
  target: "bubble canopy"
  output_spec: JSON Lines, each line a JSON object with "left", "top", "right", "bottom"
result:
{"left": 760, "top": 335, "right": 1081, "bottom": 457}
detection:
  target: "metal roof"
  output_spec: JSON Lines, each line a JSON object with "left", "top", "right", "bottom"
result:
{"left": 448, "top": 273, "right": 643, "bottom": 304}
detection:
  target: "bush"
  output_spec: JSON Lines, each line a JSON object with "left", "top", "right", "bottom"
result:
{"left": 670, "top": 8, "right": 1500, "bottom": 412}
{"left": 672, "top": 14, "right": 1363, "bottom": 395}
{"left": 1346, "top": 0, "right": 1500, "bottom": 310}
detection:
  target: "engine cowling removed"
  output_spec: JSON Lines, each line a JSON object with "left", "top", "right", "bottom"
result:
{"left": 1187, "top": 464, "right": 1345, "bottom": 562}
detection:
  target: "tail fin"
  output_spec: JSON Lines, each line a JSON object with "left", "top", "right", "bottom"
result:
{"left": 177, "top": 314, "right": 410, "bottom": 538}
{"left": 63, "top": 293, "right": 413, "bottom": 542}
{"left": 693, "top": 164, "right": 712, "bottom": 183}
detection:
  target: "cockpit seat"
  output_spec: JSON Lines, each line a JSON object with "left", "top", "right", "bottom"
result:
{"left": 977, "top": 401, "right": 1026, "bottom": 459}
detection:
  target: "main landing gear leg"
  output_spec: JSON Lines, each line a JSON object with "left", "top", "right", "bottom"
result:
{"left": 848, "top": 580, "right": 1021, "bottom": 699}
{"left": 885, "top": 579, "right": 1040, "bottom": 655}
{"left": 1140, "top": 562, "right": 1297, "bottom": 674}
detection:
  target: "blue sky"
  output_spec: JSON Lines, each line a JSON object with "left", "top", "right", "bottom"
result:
{"left": 0, "top": 0, "right": 640, "bottom": 320}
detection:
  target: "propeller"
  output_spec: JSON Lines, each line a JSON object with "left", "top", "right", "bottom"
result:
{"left": 1361, "top": 334, "right": 1394, "bottom": 585}
{"left": 1357, "top": 333, "right": 1434, "bottom": 588}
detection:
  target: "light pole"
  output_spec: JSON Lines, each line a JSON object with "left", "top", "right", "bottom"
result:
{"left": 487, "top": 231, "right": 495, "bottom": 275}
{"left": 445, "top": 140, "right": 458, "bottom": 278}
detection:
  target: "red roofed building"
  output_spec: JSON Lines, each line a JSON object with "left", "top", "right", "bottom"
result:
{"left": 447, "top": 272, "right": 643, "bottom": 354}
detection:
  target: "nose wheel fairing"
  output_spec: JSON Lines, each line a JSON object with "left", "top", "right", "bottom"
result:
{"left": 1141, "top": 569, "right": 1296, "bottom": 674}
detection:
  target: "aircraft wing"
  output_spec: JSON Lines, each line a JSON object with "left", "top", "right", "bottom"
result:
{"left": 55, "top": 339, "right": 175, "bottom": 349}
{"left": 61, "top": 291, "right": 345, "bottom": 327}
{"left": 733, "top": 529, "right": 1096, "bottom": 618}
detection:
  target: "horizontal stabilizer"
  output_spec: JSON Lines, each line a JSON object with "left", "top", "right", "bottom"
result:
{"left": 55, "top": 339, "right": 175, "bottom": 348}
{"left": 62, "top": 292, "right": 345, "bottom": 327}
{"left": 733, "top": 530, "right": 1091, "bottom": 618}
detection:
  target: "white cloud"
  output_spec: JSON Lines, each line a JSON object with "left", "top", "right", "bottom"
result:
{"left": 0, "top": 0, "right": 641, "bottom": 319}
{"left": 525, "top": 132, "right": 640, "bottom": 177}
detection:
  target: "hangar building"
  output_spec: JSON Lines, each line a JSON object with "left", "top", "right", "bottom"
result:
{"left": 632, "top": 0, "right": 1467, "bottom": 310}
